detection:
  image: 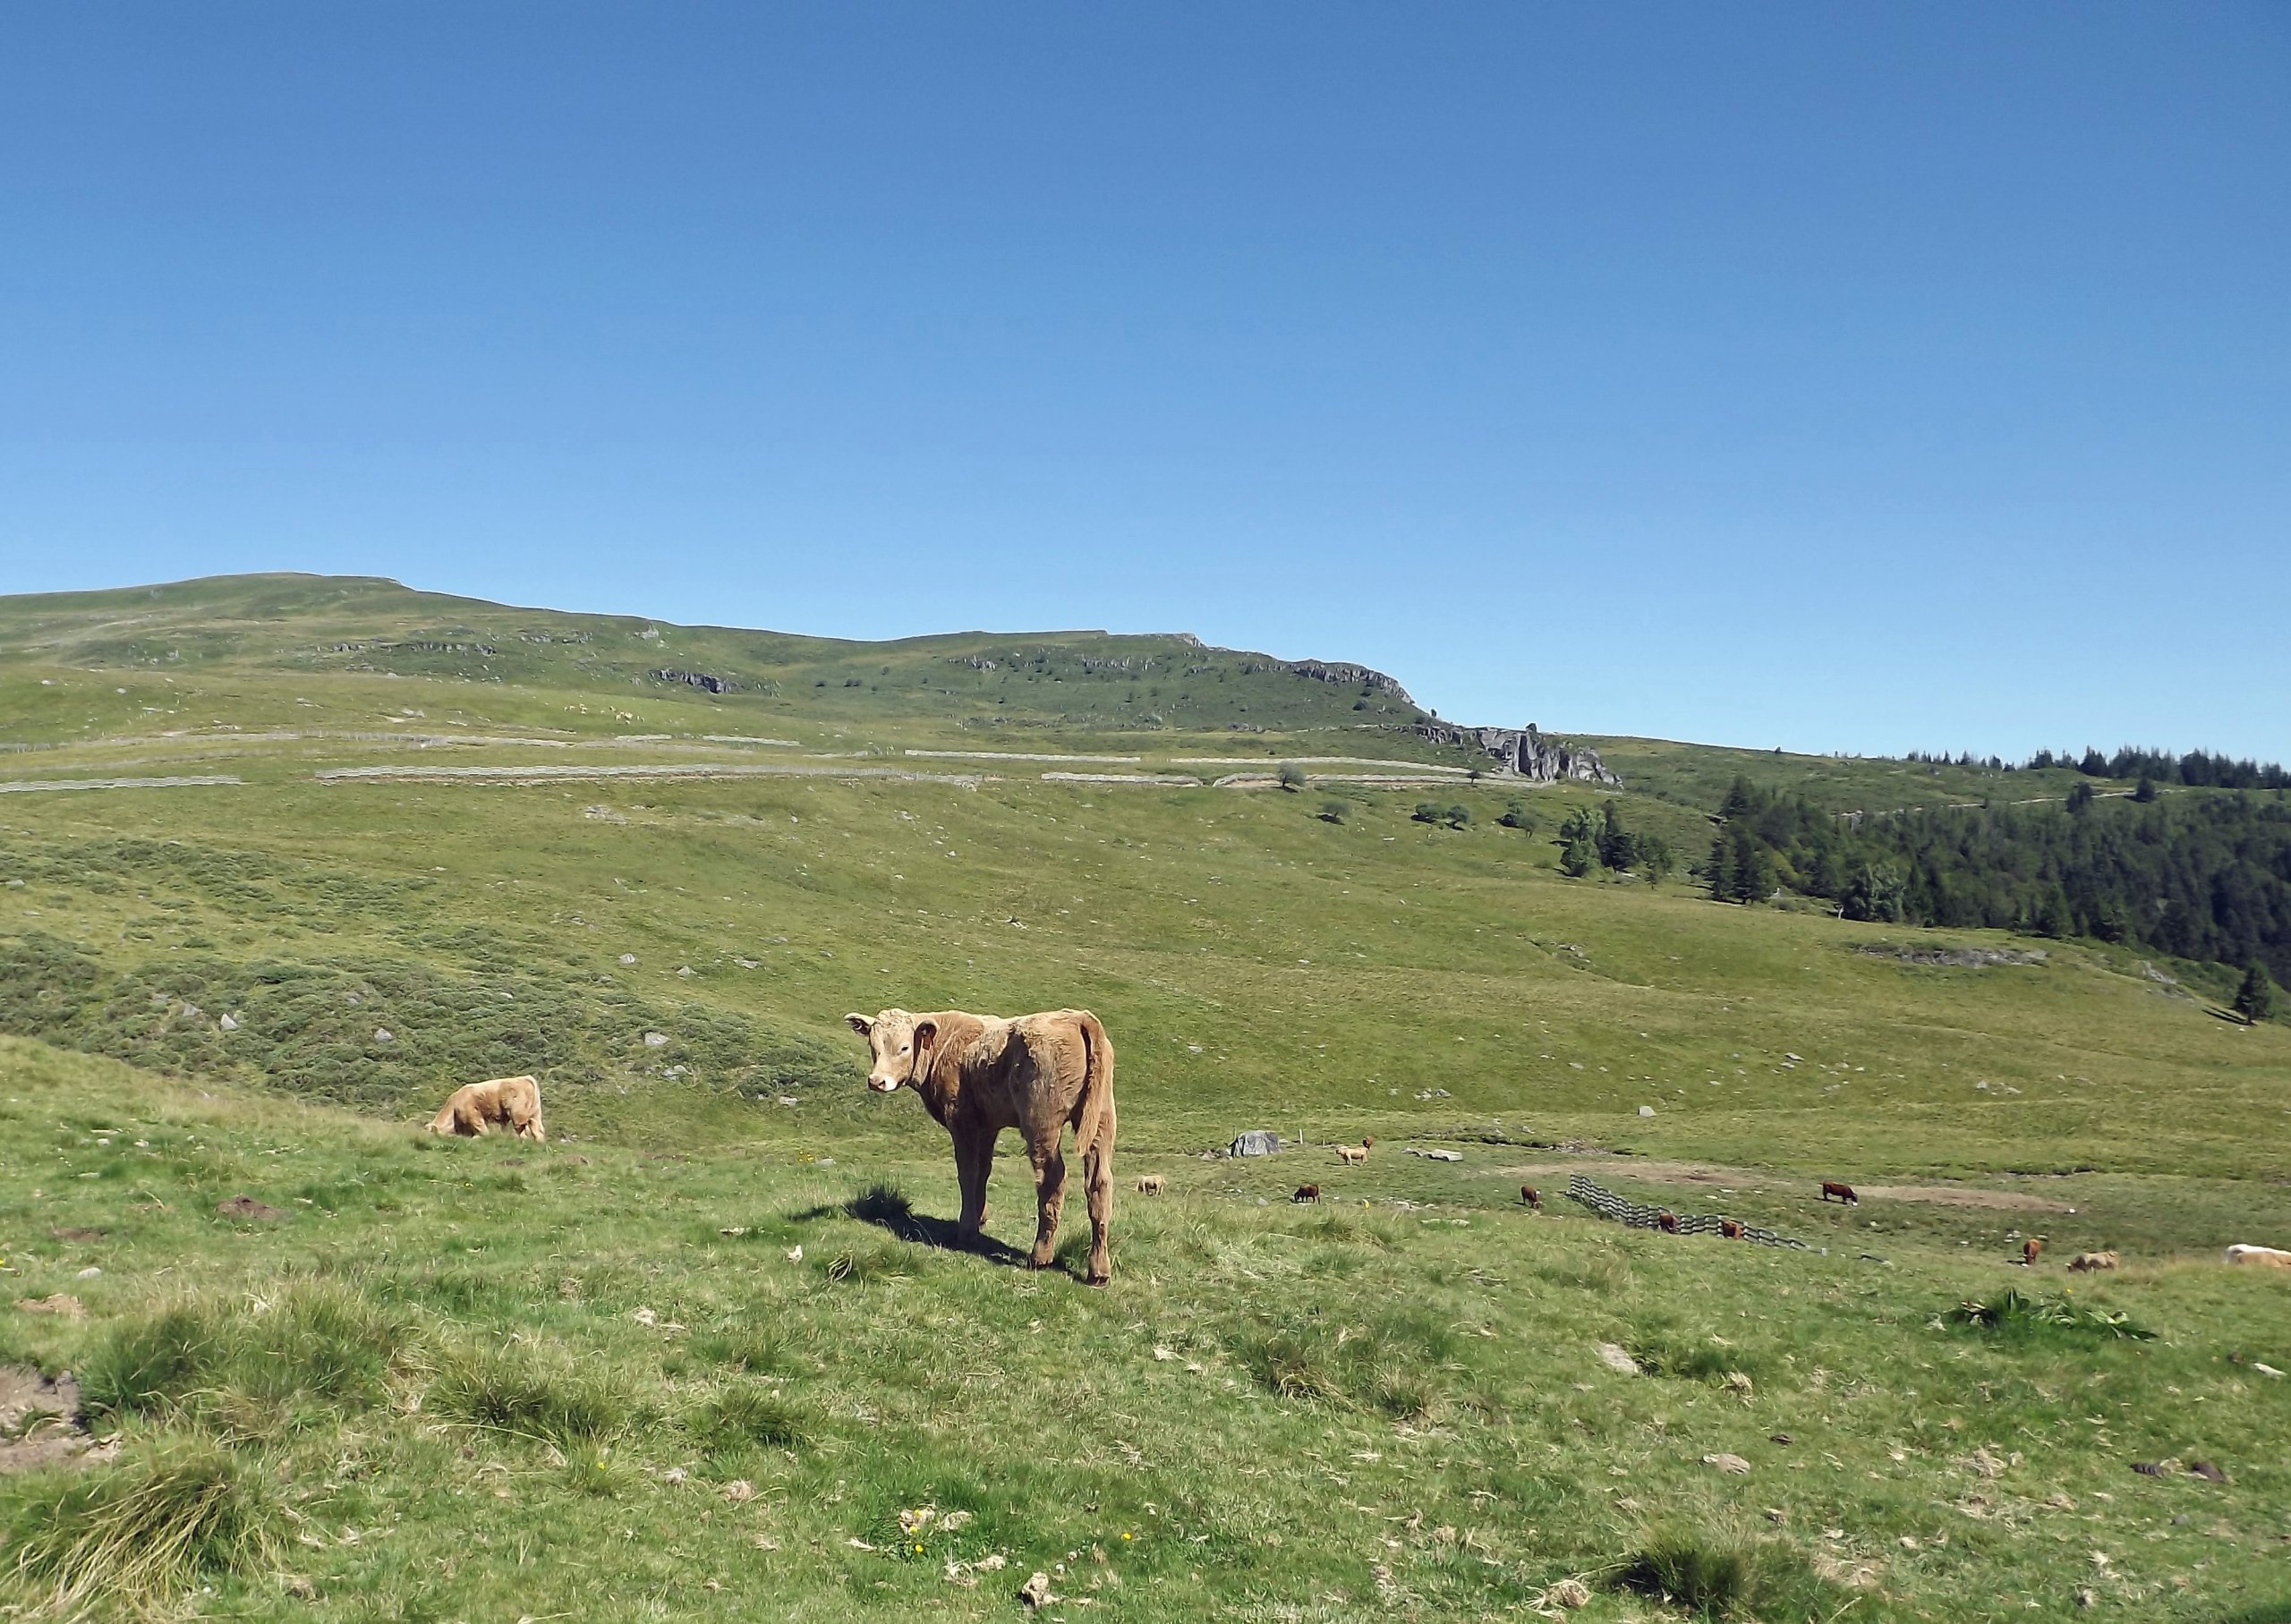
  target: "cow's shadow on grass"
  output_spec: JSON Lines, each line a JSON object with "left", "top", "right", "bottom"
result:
{"left": 788, "top": 1182, "right": 1030, "bottom": 1270}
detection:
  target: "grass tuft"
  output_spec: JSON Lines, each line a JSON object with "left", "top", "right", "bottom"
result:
{"left": 819, "top": 1243, "right": 907, "bottom": 1285}
{"left": 1237, "top": 1308, "right": 1460, "bottom": 1419}
{"left": 426, "top": 1344, "right": 626, "bottom": 1447}
{"left": 3, "top": 1445, "right": 276, "bottom": 1616}
{"left": 690, "top": 1324, "right": 793, "bottom": 1374}
{"left": 687, "top": 1385, "right": 808, "bottom": 1453}
{"left": 80, "top": 1282, "right": 418, "bottom": 1427}
{"left": 1611, "top": 1528, "right": 1832, "bottom": 1620}
{"left": 844, "top": 1181, "right": 914, "bottom": 1228}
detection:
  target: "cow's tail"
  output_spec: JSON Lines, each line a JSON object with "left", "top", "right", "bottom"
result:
{"left": 1072, "top": 1010, "right": 1115, "bottom": 1159}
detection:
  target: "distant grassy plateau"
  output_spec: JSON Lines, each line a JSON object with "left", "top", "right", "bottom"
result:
{"left": 0, "top": 575, "right": 2285, "bottom": 1621}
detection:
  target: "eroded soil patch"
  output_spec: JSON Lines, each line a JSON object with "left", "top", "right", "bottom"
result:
{"left": 0, "top": 1365, "right": 108, "bottom": 1475}
{"left": 1495, "top": 1158, "right": 2074, "bottom": 1212}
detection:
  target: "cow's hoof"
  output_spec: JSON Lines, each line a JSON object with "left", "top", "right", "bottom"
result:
{"left": 1085, "top": 1269, "right": 1111, "bottom": 1287}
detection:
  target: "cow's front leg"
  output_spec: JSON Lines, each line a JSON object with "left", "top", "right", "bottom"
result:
{"left": 1027, "top": 1135, "right": 1068, "bottom": 1270}
{"left": 952, "top": 1129, "right": 995, "bottom": 1244}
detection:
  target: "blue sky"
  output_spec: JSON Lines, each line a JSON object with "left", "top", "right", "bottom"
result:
{"left": 4, "top": 4, "right": 2286, "bottom": 761}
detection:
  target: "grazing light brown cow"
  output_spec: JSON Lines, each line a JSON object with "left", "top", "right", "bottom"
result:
{"left": 1336, "top": 1135, "right": 1375, "bottom": 1166}
{"left": 2068, "top": 1250, "right": 2118, "bottom": 1271}
{"left": 1820, "top": 1181, "right": 1859, "bottom": 1206}
{"left": 1292, "top": 1184, "right": 1321, "bottom": 1203}
{"left": 847, "top": 1008, "right": 1116, "bottom": 1285}
{"left": 1520, "top": 1185, "right": 1541, "bottom": 1211}
{"left": 1135, "top": 1174, "right": 1166, "bottom": 1196}
{"left": 2225, "top": 1244, "right": 2291, "bottom": 1268}
{"left": 426, "top": 1075, "right": 546, "bottom": 1141}
{"left": 1719, "top": 1218, "right": 1746, "bottom": 1240}
{"left": 2021, "top": 1237, "right": 2044, "bottom": 1267}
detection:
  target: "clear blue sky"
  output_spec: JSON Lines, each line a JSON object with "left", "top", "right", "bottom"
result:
{"left": 4, "top": 4, "right": 2286, "bottom": 761}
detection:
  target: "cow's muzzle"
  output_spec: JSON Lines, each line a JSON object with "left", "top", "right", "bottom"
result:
{"left": 867, "top": 1076, "right": 902, "bottom": 1093}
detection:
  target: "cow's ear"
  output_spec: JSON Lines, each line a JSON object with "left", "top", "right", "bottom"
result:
{"left": 845, "top": 1012, "right": 874, "bottom": 1036}
{"left": 911, "top": 1019, "right": 938, "bottom": 1060}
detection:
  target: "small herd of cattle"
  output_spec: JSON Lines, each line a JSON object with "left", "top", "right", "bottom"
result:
{"left": 418, "top": 1007, "right": 2291, "bottom": 1285}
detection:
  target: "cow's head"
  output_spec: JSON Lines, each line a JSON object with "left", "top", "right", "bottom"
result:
{"left": 844, "top": 1009, "right": 937, "bottom": 1093}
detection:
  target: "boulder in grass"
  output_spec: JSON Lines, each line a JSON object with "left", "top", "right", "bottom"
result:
{"left": 1229, "top": 1130, "right": 1281, "bottom": 1157}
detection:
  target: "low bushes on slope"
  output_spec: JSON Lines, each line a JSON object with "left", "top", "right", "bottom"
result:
{"left": 0, "top": 931, "right": 842, "bottom": 1111}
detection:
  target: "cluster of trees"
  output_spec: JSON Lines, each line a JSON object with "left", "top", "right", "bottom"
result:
{"left": 1901, "top": 744, "right": 2290, "bottom": 791}
{"left": 2030, "top": 745, "right": 2291, "bottom": 790}
{"left": 1413, "top": 801, "right": 1472, "bottom": 829}
{"left": 1555, "top": 802, "right": 1674, "bottom": 883}
{"left": 1699, "top": 776, "right": 2291, "bottom": 989}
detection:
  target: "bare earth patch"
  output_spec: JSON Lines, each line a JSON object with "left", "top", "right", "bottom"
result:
{"left": 0, "top": 1365, "right": 110, "bottom": 1475}
{"left": 1495, "top": 1158, "right": 2074, "bottom": 1212}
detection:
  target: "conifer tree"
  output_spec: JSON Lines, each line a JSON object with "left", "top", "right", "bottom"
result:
{"left": 2236, "top": 961, "right": 2278, "bottom": 1024}
{"left": 1705, "top": 831, "right": 1735, "bottom": 901}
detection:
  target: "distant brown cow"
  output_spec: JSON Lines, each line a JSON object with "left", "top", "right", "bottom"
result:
{"left": 1719, "top": 1218, "right": 1746, "bottom": 1240}
{"left": 2068, "top": 1250, "right": 2118, "bottom": 1271}
{"left": 1657, "top": 1210, "right": 1681, "bottom": 1234}
{"left": 1292, "top": 1184, "right": 1321, "bottom": 1203}
{"left": 2022, "top": 1238, "right": 2044, "bottom": 1267}
{"left": 847, "top": 1008, "right": 1116, "bottom": 1284}
{"left": 1520, "top": 1185, "right": 1541, "bottom": 1211}
{"left": 1820, "top": 1181, "right": 1859, "bottom": 1206}
{"left": 1135, "top": 1174, "right": 1166, "bottom": 1196}
{"left": 427, "top": 1075, "right": 546, "bottom": 1142}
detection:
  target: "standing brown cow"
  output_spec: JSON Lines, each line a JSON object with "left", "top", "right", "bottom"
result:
{"left": 1820, "top": 1181, "right": 1859, "bottom": 1206}
{"left": 1520, "top": 1185, "right": 1541, "bottom": 1211}
{"left": 847, "top": 1008, "right": 1117, "bottom": 1285}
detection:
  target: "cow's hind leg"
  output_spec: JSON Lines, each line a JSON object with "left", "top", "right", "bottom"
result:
{"left": 1080, "top": 1105, "right": 1114, "bottom": 1286}
{"left": 953, "top": 1129, "right": 994, "bottom": 1245}
{"left": 1026, "top": 1135, "right": 1068, "bottom": 1270}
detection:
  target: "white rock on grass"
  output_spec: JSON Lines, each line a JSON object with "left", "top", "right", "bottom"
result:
{"left": 1597, "top": 1343, "right": 1639, "bottom": 1375}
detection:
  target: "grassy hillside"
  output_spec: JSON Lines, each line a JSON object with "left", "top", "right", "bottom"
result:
{"left": 0, "top": 573, "right": 1433, "bottom": 752}
{"left": 1, "top": 574, "right": 2287, "bottom": 1620}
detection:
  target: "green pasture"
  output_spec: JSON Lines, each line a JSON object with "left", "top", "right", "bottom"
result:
{"left": 0, "top": 574, "right": 2285, "bottom": 1620}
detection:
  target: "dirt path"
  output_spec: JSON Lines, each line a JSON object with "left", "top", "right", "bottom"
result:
{"left": 312, "top": 762, "right": 988, "bottom": 786}
{"left": 1492, "top": 1157, "right": 2075, "bottom": 1212}
{"left": 0, "top": 774, "right": 242, "bottom": 795}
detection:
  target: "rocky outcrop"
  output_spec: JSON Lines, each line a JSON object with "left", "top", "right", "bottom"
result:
{"left": 1413, "top": 722, "right": 1621, "bottom": 786}
{"left": 1287, "top": 660, "right": 1414, "bottom": 703}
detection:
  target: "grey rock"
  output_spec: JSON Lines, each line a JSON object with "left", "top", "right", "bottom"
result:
{"left": 1413, "top": 722, "right": 1620, "bottom": 786}
{"left": 1230, "top": 1130, "right": 1282, "bottom": 1157}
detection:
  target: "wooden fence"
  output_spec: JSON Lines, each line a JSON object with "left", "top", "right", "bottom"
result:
{"left": 1564, "top": 1173, "right": 1811, "bottom": 1250}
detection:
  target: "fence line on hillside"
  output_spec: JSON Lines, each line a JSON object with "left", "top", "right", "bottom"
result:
{"left": 1564, "top": 1174, "right": 1811, "bottom": 1250}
